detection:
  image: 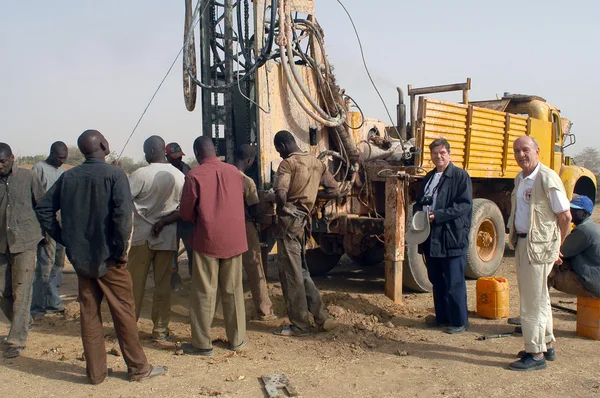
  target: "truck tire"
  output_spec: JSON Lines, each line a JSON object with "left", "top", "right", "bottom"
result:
{"left": 465, "top": 198, "right": 505, "bottom": 279}
{"left": 305, "top": 248, "right": 342, "bottom": 276}
{"left": 402, "top": 203, "right": 433, "bottom": 293}
{"left": 348, "top": 244, "right": 385, "bottom": 267}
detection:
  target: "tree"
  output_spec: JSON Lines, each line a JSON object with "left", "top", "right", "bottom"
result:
{"left": 573, "top": 147, "right": 600, "bottom": 175}
{"left": 106, "top": 152, "right": 147, "bottom": 174}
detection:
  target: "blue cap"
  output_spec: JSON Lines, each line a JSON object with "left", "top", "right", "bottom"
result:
{"left": 570, "top": 195, "right": 594, "bottom": 214}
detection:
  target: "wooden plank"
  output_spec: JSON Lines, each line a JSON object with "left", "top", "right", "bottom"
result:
{"left": 384, "top": 178, "right": 405, "bottom": 304}
{"left": 464, "top": 105, "right": 473, "bottom": 170}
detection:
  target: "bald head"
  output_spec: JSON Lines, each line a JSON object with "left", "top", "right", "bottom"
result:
{"left": 513, "top": 135, "right": 540, "bottom": 176}
{"left": 193, "top": 136, "right": 217, "bottom": 162}
{"left": 77, "top": 130, "right": 110, "bottom": 159}
{"left": 143, "top": 135, "right": 167, "bottom": 164}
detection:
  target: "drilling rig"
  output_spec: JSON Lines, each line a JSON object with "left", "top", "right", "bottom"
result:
{"left": 181, "top": 0, "right": 597, "bottom": 302}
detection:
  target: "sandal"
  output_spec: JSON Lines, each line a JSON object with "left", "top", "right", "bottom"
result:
{"left": 273, "top": 325, "right": 310, "bottom": 337}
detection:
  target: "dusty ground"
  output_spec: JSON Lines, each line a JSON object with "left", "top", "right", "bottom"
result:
{"left": 2, "top": 217, "right": 600, "bottom": 397}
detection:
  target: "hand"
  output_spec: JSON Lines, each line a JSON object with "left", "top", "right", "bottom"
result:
{"left": 40, "top": 232, "right": 50, "bottom": 245}
{"left": 152, "top": 220, "right": 166, "bottom": 238}
{"left": 115, "top": 257, "right": 128, "bottom": 264}
{"left": 429, "top": 213, "right": 435, "bottom": 222}
{"left": 282, "top": 205, "right": 305, "bottom": 219}
{"left": 554, "top": 251, "right": 563, "bottom": 266}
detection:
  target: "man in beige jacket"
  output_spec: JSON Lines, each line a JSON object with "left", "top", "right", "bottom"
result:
{"left": 507, "top": 136, "right": 571, "bottom": 371}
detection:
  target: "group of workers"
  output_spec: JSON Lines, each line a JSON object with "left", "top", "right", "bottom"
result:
{"left": 1, "top": 130, "right": 599, "bottom": 383}
{"left": 414, "top": 135, "right": 600, "bottom": 372}
{"left": 0, "top": 128, "right": 339, "bottom": 384}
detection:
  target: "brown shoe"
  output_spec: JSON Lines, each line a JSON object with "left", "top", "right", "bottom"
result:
{"left": 130, "top": 365, "right": 168, "bottom": 382}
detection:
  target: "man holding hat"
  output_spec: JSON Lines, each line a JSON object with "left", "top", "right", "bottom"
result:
{"left": 165, "top": 142, "right": 193, "bottom": 290}
{"left": 549, "top": 194, "right": 600, "bottom": 299}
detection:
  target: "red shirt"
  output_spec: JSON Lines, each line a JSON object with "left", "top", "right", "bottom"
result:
{"left": 180, "top": 157, "right": 247, "bottom": 258}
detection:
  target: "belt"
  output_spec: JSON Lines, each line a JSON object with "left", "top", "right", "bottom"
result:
{"left": 517, "top": 233, "right": 527, "bottom": 239}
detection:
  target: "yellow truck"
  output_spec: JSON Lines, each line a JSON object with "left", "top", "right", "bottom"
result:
{"left": 400, "top": 79, "right": 597, "bottom": 292}
{"left": 180, "top": 0, "right": 596, "bottom": 300}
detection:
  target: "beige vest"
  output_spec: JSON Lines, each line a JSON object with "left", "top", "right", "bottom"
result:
{"left": 508, "top": 164, "right": 564, "bottom": 264}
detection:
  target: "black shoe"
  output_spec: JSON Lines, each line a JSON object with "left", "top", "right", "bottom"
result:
{"left": 507, "top": 316, "right": 521, "bottom": 326}
{"left": 517, "top": 348, "right": 556, "bottom": 361}
{"left": 444, "top": 324, "right": 468, "bottom": 334}
{"left": 180, "top": 343, "right": 213, "bottom": 356}
{"left": 509, "top": 354, "right": 546, "bottom": 371}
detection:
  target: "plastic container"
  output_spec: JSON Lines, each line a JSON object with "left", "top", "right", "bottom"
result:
{"left": 476, "top": 277, "right": 510, "bottom": 319}
{"left": 576, "top": 296, "right": 600, "bottom": 340}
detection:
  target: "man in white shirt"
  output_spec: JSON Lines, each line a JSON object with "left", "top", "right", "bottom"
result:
{"left": 127, "top": 136, "right": 185, "bottom": 341}
{"left": 507, "top": 136, "right": 571, "bottom": 371}
{"left": 31, "top": 141, "right": 68, "bottom": 320}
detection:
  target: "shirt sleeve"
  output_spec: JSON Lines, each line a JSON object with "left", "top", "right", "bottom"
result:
{"left": 244, "top": 176, "right": 260, "bottom": 207}
{"left": 180, "top": 174, "right": 199, "bottom": 223}
{"left": 128, "top": 169, "right": 144, "bottom": 199}
{"left": 320, "top": 168, "right": 340, "bottom": 196}
{"left": 561, "top": 227, "right": 591, "bottom": 258}
{"left": 35, "top": 174, "right": 64, "bottom": 245}
{"left": 274, "top": 160, "right": 291, "bottom": 193}
{"left": 112, "top": 171, "right": 133, "bottom": 259}
{"left": 549, "top": 188, "right": 570, "bottom": 214}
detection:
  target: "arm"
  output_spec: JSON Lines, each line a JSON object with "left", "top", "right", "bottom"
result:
{"left": 35, "top": 175, "right": 64, "bottom": 245}
{"left": 557, "top": 210, "right": 572, "bottom": 244}
{"left": 152, "top": 210, "right": 181, "bottom": 237}
{"left": 432, "top": 172, "right": 473, "bottom": 223}
{"left": 317, "top": 168, "right": 340, "bottom": 200}
{"left": 31, "top": 172, "right": 45, "bottom": 206}
{"left": 179, "top": 174, "right": 198, "bottom": 223}
{"left": 560, "top": 227, "right": 590, "bottom": 259}
{"left": 112, "top": 172, "right": 133, "bottom": 263}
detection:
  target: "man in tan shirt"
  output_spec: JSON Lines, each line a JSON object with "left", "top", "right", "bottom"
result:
{"left": 235, "top": 144, "right": 275, "bottom": 321}
{"left": 273, "top": 130, "right": 340, "bottom": 336}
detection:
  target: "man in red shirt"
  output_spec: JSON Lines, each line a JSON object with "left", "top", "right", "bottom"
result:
{"left": 179, "top": 136, "right": 247, "bottom": 356}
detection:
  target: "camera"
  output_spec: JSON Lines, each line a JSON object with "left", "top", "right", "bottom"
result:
{"left": 419, "top": 195, "right": 433, "bottom": 206}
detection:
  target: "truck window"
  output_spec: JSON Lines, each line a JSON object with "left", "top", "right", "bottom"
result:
{"left": 553, "top": 113, "right": 561, "bottom": 143}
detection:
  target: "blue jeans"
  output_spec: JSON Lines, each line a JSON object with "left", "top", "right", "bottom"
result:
{"left": 30, "top": 238, "right": 65, "bottom": 316}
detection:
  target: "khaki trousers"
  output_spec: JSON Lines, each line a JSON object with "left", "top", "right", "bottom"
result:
{"left": 242, "top": 221, "right": 273, "bottom": 317}
{"left": 276, "top": 214, "right": 329, "bottom": 333}
{"left": 190, "top": 251, "right": 245, "bottom": 349}
{"left": 128, "top": 243, "right": 174, "bottom": 338}
{"left": 516, "top": 237, "right": 555, "bottom": 353}
{"left": 78, "top": 264, "right": 150, "bottom": 385}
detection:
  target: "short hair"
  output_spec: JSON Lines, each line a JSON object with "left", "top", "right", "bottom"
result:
{"left": 429, "top": 138, "right": 450, "bottom": 152}
{"left": 237, "top": 144, "right": 257, "bottom": 161}
{"left": 0, "top": 143, "right": 13, "bottom": 157}
{"left": 531, "top": 137, "right": 540, "bottom": 149}
{"left": 50, "top": 141, "right": 67, "bottom": 153}
{"left": 274, "top": 130, "right": 296, "bottom": 146}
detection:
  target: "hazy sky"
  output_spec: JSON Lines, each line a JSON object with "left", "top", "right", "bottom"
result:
{"left": 1, "top": 0, "right": 598, "bottom": 161}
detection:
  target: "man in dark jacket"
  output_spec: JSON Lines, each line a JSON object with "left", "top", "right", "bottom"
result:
{"left": 0, "top": 142, "right": 45, "bottom": 358}
{"left": 35, "top": 130, "right": 167, "bottom": 384}
{"left": 414, "top": 138, "right": 472, "bottom": 334}
{"left": 549, "top": 195, "right": 600, "bottom": 298}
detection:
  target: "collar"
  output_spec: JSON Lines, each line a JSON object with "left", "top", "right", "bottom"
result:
{"left": 200, "top": 156, "right": 221, "bottom": 165}
{"left": 84, "top": 158, "right": 106, "bottom": 164}
{"left": 519, "top": 162, "right": 541, "bottom": 181}
{"left": 428, "top": 162, "right": 455, "bottom": 179}
{"left": 286, "top": 151, "right": 308, "bottom": 159}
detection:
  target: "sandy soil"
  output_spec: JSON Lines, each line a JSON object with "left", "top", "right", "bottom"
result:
{"left": 2, "top": 216, "right": 600, "bottom": 397}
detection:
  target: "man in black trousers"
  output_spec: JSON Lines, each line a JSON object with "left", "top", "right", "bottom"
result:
{"left": 414, "top": 138, "right": 472, "bottom": 334}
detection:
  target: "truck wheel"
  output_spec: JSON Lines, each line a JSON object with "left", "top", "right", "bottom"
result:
{"left": 305, "top": 248, "right": 342, "bottom": 276}
{"left": 466, "top": 198, "right": 505, "bottom": 279}
{"left": 402, "top": 203, "right": 432, "bottom": 293}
